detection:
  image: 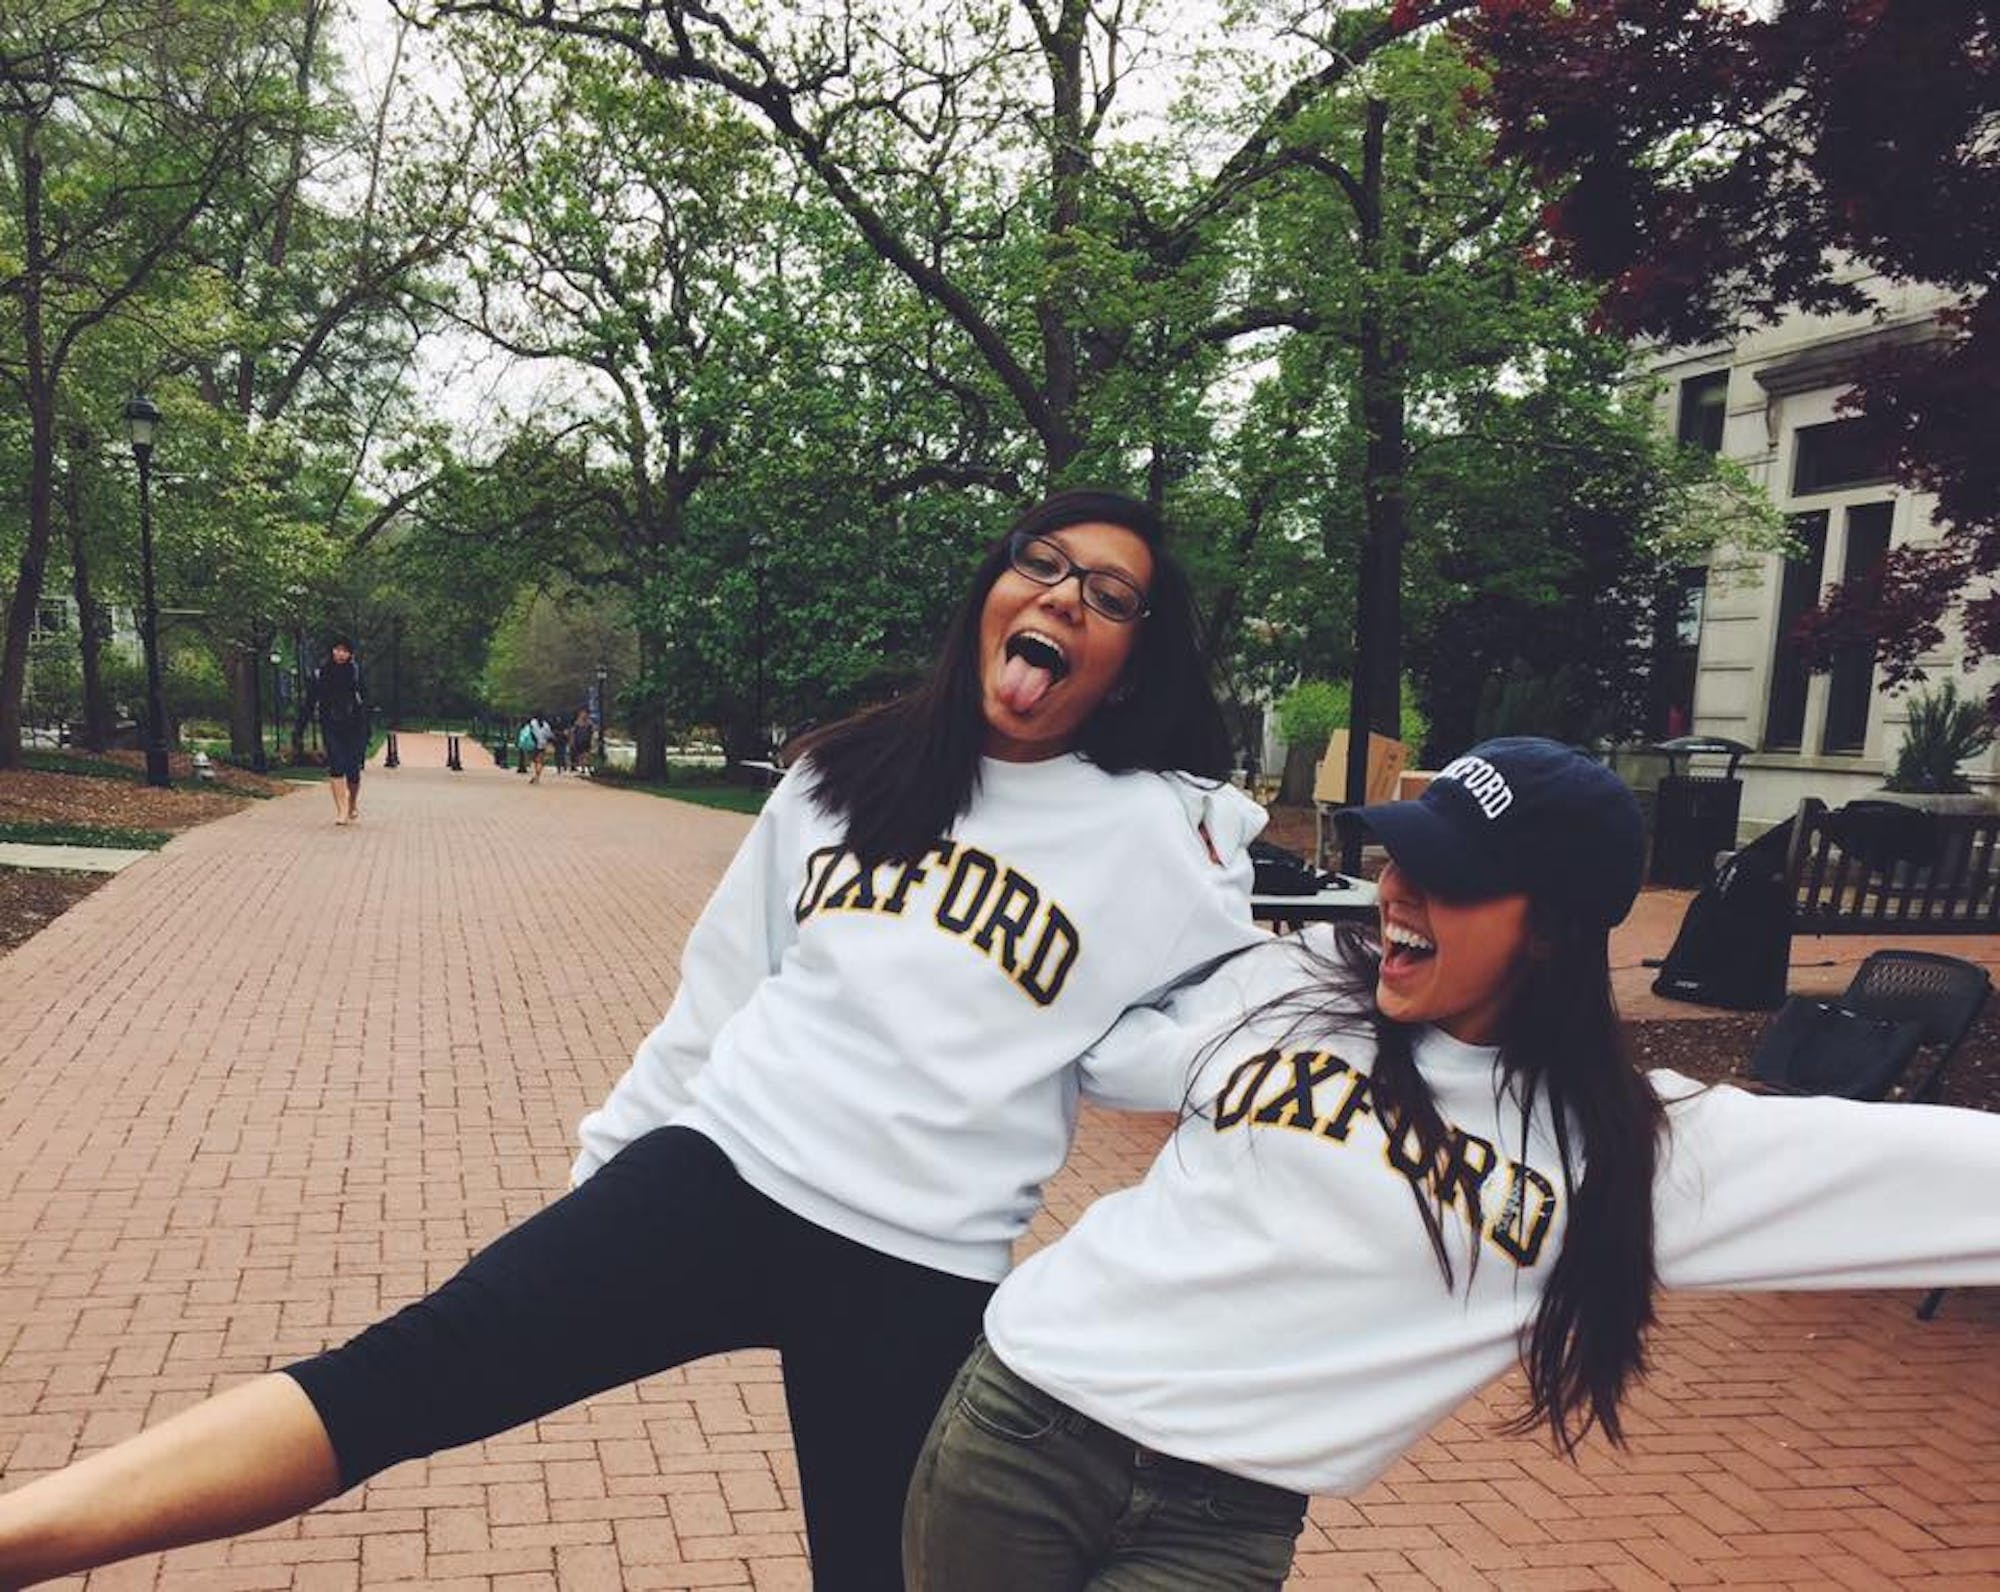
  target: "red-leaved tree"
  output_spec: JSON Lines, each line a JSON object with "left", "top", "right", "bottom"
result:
{"left": 1465, "top": 0, "right": 2000, "bottom": 705}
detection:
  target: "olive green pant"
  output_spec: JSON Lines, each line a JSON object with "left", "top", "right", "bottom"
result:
{"left": 904, "top": 1341, "right": 1308, "bottom": 1591}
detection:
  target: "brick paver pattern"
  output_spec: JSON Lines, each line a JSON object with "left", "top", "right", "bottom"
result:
{"left": 0, "top": 735, "right": 1993, "bottom": 1590}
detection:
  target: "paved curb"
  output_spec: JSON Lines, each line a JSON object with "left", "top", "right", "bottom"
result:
{"left": 0, "top": 842, "right": 155, "bottom": 874}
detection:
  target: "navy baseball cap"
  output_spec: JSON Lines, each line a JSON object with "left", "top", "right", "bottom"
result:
{"left": 1336, "top": 737, "right": 1645, "bottom": 928}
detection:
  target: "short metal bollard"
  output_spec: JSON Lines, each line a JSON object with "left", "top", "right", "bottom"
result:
{"left": 384, "top": 730, "right": 400, "bottom": 769}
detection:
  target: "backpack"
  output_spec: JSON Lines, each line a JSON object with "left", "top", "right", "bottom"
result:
{"left": 1650, "top": 818, "right": 1794, "bottom": 1011}
{"left": 517, "top": 723, "right": 537, "bottom": 752}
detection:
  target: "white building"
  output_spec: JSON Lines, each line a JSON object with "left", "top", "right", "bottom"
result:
{"left": 1648, "top": 277, "right": 1995, "bottom": 835}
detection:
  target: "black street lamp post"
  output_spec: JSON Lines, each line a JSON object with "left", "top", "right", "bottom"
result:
{"left": 594, "top": 661, "right": 609, "bottom": 770}
{"left": 124, "top": 395, "right": 170, "bottom": 789}
{"left": 271, "top": 641, "right": 286, "bottom": 765}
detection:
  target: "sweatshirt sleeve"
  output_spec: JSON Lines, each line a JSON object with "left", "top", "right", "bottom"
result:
{"left": 1077, "top": 777, "right": 1267, "bottom": 1110}
{"left": 1652, "top": 1071, "right": 2000, "bottom": 1292}
{"left": 571, "top": 777, "right": 802, "bottom": 1184}
{"left": 1075, "top": 950, "right": 1272, "bottom": 1110}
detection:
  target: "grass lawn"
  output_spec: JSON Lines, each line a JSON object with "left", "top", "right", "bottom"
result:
{"left": 618, "top": 779, "right": 771, "bottom": 816}
{"left": 0, "top": 820, "right": 173, "bottom": 849}
{"left": 21, "top": 750, "right": 148, "bottom": 782}
{"left": 603, "top": 762, "right": 773, "bottom": 816}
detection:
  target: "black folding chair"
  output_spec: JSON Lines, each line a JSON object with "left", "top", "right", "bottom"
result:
{"left": 1748, "top": 950, "right": 1991, "bottom": 1321}
{"left": 1835, "top": 949, "right": 1991, "bottom": 1106}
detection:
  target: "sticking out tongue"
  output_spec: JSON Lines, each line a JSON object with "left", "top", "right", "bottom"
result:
{"left": 998, "top": 634, "right": 1066, "bottom": 714}
{"left": 999, "top": 655, "right": 1056, "bottom": 714}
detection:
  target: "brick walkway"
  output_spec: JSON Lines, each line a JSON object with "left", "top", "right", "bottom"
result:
{"left": 0, "top": 735, "right": 1992, "bottom": 1590}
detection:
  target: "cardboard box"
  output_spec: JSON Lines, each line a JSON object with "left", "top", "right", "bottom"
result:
{"left": 1315, "top": 733, "right": 1408, "bottom": 805}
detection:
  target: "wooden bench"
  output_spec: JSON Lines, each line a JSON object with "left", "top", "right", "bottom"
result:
{"left": 1786, "top": 797, "right": 2000, "bottom": 934}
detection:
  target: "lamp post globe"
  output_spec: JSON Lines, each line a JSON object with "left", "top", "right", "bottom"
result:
{"left": 123, "top": 395, "right": 170, "bottom": 789}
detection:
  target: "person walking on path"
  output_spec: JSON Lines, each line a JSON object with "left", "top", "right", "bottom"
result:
{"left": 517, "top": 713, "right": 553, "bottom": 783}
{"left": 903, "top": 739, "right": 2000, "bottom": 1592}
{"left": 0, "top": 489, "right": 1267, "bottom": 1591}
{"left": 296, "top": 638, "right": 367, "bottom": 825}
{"left": 569, "top": 704, "right": 594, "bottom": 776}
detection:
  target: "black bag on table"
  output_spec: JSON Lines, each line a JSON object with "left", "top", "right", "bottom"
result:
{"left": 1249, "top": 839, "right": 1352, "bottom": 897}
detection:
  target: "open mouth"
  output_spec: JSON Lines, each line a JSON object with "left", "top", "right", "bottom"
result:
{"left": 997, "top": 631, "right": 1070, "bottom": 714}
{"left": 1380, "top": 920, "right": 1436, "bottom": 974}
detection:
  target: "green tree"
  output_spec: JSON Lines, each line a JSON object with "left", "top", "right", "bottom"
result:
{"left": 0, "top": 0, "right": 303, "bottom": 765}
{"left": 431, "top": 30, "right": 789, "bottom": 772}
{"left": 1409, "top": 380, "right": 1778, "bottom": 761}
{"left": 187, "top": 3, "right": 477, "bottom": 755}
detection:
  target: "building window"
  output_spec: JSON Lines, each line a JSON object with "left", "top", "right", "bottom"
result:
{"left": 1764, "top": 512, "right": 1828, "bottom": 751}
{"left": 1792, "top": 417, "right": 1894, "bottom": 496}
{"left": 1676, "top": 371, "right": 1728, "bottom": 455}
{"left": 1653, "top": 566, "right": 1706, "bottom": 738}
{"left": 1820, "top": 501, "right": 1893, "bottom": 754}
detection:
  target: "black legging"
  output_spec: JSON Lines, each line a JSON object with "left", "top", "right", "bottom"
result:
{"left": 285, "top": 1127, "right": 995, "bottom": 1591}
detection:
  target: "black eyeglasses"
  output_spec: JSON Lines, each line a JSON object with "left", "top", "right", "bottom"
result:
{"left": 1008, "top": 534, "right": 1151, "bottom": 623}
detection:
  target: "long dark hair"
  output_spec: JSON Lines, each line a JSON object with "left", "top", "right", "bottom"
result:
{"left": 1197, "top": 903, "right": 1663, "bottom": 1454}
{"left": 800, "top": 489, "right": 1233, "bottom": 864}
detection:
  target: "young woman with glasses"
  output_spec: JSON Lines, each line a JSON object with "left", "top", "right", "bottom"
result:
{"left": 0, "top": 491, "right": 1268, "bottom": 1591}
{"left": 904, "top": 739, "right": 2000, "bottom": 1591}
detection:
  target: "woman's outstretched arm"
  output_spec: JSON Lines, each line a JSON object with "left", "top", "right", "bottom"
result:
{"left": 1653, "top": 1076, "right": 2000, "bottom": 1291}
{"left": 0, "top": 1373, "right": 340, "bottom": 1588}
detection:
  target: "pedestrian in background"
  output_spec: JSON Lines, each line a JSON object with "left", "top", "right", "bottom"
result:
{"left": 297, "top": 638, "right": 367, "bottom": 825}
{"left": 570, "top": 706, "right": 595, "bottom": 777}
{"left": 518, "top": 714, "right": 552, "bottom": 783}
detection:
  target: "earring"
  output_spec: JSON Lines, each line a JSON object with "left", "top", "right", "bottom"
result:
{"left": 1107, "top": 682, "right": 1134, "bottom": 707}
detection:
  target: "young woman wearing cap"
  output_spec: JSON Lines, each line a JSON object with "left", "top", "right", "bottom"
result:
{"left": 905, "top": 736, "right": 2000, "bottom": 1591}
{"left": 0, "top": 492, "right": 1267, "bottom": 1591}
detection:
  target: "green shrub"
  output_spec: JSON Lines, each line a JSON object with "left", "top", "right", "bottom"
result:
{"left": 0, "top": 821, "right": 171, "bottom": 849}
{"left": 1275, "top": 679, "right": 1429, "bottom": 752}
{"left": 1275, "top": 680, "right": 1349, "bottom": 749}
{"left": 164, "top": 648, "right": 233, "bottom": 722}
{"left": 1887, "top": 680, "right": 1994, "bottom": 794}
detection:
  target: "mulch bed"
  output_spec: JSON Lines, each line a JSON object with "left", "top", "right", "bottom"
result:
{"left": 0, "top": 752, "right": 287, "bottom": 957}
{"left": 0, "top": 870, "right": 110, "bottom": 955}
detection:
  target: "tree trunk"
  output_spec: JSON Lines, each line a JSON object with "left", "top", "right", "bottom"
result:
{"left": 633, "top": 708, "right": 668, "bottom": 781}
{"left": 226, "top": 649, "right": 259, "bottom": 755}
{"left": 1278, "top": 738, "right": 1321, "bottom": 806}
{"left": 0, "top": 134, "right": 52, "bottom": 770}
{"left": 62, "top": 429, "right": 110, "bottom": 750}
{"left": 1, "top": 389, "right": 58, "bottom": 769}
{"left": 631, "top": 629, "right": 668, "bottom": 781}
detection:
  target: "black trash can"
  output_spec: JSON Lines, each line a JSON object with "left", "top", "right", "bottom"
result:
{"left": 1649, "top": 735, "right": 1751, "bottom": 887}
